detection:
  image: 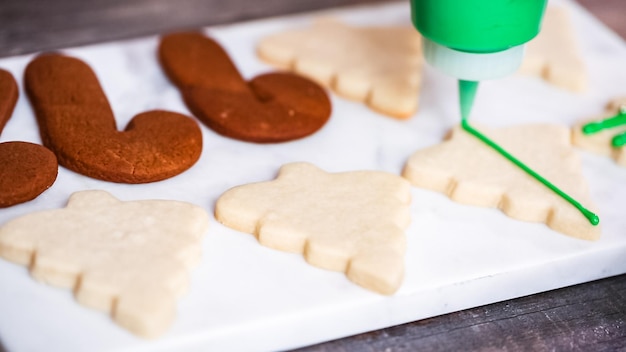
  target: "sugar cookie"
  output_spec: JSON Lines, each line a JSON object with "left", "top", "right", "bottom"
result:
{"left": 0, "top": 190, "right": 209, "bottom": 337}
{"left": 519, "top": 7, "right": 586, "bottom": 92}
{"left": 572, "top": 97, "right": 626, "bottom": 167}
{"left": 403, "top": 124, "right": 600, "bottom": 240}
{"left": 257, "top": 19, "right": 423, "bottom": 118}
{"left": 215, "top": 162, "right": 411, "bottom": 295}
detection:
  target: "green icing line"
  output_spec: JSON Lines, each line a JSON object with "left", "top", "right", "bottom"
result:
{"left": 457, "top": 80, "right": 598, "bottom": 225}
{"left": 612, "top": 131, "right": 626, "bottom": 147}
{"left": 582, "top": 109, "right": 626, "bottom": 135}
{"left": 460, "top": 119, "right": 600, "bottom": 226}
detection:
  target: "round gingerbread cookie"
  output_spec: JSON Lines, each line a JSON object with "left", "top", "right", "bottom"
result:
{"left": 0, "top": 69, "right": 57, "bottom": 208}
{"left": 0, "top": 141, "right": 58, "bottom": 208}
{"left": 159, "top": 32, "right": 332, "bottom": 143}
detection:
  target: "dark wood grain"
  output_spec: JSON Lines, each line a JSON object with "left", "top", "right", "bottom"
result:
{"left": 577, "top": 0, "right": 626, "bottom": 39}
{"left": 0, "top": 0, "right": 625, "bottom": 351}
{"left": 0, "top": 0, "right": 392, "bottom": 58}
{"left": 0, "top": 0, "right": 622, "bottom": 59}
{"left": 297, "top": 275, "right": 626, "bottom": 351}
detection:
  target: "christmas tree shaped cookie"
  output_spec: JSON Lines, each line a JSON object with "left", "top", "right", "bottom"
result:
{"left": 215, "top": 162, "right": 412, "bottom": 294}
{"left": 257, "top": 20, "right": 423, "bottom": 118}
{"left": 519, "top": 7, "right": 587, "bottom": 92}
{"left": 572, "top": 97, "right": 626, "bottom": 167}
{"left": 0, "top": 190, "right": 209, "bottom": 337}
{"left": 403, "top": 124, "right": 600, "bottom": 240}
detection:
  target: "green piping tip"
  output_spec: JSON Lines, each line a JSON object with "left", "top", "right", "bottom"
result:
{"left": 459, "top": 80, "right": 479, "bottom": 121}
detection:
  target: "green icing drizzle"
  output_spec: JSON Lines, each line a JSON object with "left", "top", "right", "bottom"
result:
{"left": 612, "top": 131, "right": 626, "bottom": 147}
{"left": 460, "top": 119, "right": 600, "bottom": 226}
{"left": 457, "top": 80, "right": 598, "bottom": 226}
{"left": 582, "top": 107, "right": 626, "bottom": 135}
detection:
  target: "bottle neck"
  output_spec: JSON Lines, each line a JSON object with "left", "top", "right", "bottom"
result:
{"left": 422, "top": 38, "right": 525, "bottom": 81}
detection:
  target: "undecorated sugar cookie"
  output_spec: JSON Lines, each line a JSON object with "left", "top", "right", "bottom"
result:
{"left": 572, "top": 97, "right": 626, "bottom": 166}
{"left": 257, "top": 19, "right": 423, "bottom": 119}
{"left": 215, "top": 162, "right": 411, "bottom": 295}
{"left": 519, "top": 7, "right": 587, "bottom": 92}
{"left": 403, "top": 124, "right": 600, "bottom": 240}
{"left": 0, "top": 190, "right": 209, "bottom": 338}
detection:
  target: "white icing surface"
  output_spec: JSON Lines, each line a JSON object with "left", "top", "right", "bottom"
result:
{"left": 0, "top": 0, "right": 625, "bottom": 351}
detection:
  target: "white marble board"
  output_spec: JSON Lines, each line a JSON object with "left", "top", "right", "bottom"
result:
{"left": 0, "top": 0, "right": 625, "bottom": 351}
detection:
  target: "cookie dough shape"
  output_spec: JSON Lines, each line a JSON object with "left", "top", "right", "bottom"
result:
{"left": 519, "top": 7, "right": 586, "bottom": 92}
{"left": 159, "top": 32, "right": 331, "bottom": 143}
{"left": 403, "top": 124, "right": 600, "bottom": 240}
{"left": 0, "top": 68, "right": 57, "bottom": 208}
{"left": 257, "top": 20, "right": 423, "bottom": 119}
{"left": 0, "top": 190, "right": 210, "bottom": 337}
{"left": 572, "top": 97, "right": 626, "bottom": 166}
{"left": 24, "top": 53, "right": 203, "bottom": 184}
{"left": 215, "top": 162, "right": 411, "bottom": 294}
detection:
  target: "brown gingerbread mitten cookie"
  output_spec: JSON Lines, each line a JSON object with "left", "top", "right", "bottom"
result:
{"left": 403, "top": 124, "right": 600, "bottom": 240}
{"left": 215, "top": 162, "right": 411, "bottom": 295}
{"left": 0, "top": 190, "right": 209, "bottom": 338}
{"left": 257, "top": 19, "right": 423, "bottom": 119}
{"left": 0, "top": 68, "right": 57, "bottom": 208}
{"left": 159, "top": 32, "right": 331, "bottom": 143}
{"left": 572, "top": 97, "right": 626, "bottom": 166}
{"left": 24, "top": 54, "right": 203, "bottom": 184}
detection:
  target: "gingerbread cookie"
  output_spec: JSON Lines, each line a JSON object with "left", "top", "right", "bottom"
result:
{"left": 215, "top": 162, "right": 411, "bottom": 295}
{"left": 257, "top": 19, "right": 423, "bottom": 119}
{"left": 0, "top": 190, "right": 209, "bottom": 337}
{"left": 572, "top": 97, "right": 626, "bottom": 167}
{"left": 403, "top": 124, "right": 600, "bottom": 240}
{"left": 0, "top": 68, "right": 57, "bottom": 208}
{"left": 519, "top": 7, "right": 586, "bottom": 92}
{"left": 0, "top": 69, "right": 18, "bottom": 132}
{"left": 158, "top": 32, "right": 331, "bottom": 143}
{"left": 24, "top": 53, "right": 203, "bottom": 184}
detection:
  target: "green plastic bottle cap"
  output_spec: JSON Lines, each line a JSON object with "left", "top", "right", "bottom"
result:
{"left": 411, "top": 0, "right": 547, "bottom": 53}
{"left": 423, "top": 38, "right": 525, "bottom": 81}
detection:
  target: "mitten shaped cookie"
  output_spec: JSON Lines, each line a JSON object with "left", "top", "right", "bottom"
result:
{"left": 24, "top": 54, "right": 203, "bottom": 184}
{"left": 159, "top": 32, "right": 331, "bottom": 143}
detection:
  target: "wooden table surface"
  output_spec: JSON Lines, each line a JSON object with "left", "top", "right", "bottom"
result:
{"left": 0, "top": 0, "right": 625, "bottom": 351}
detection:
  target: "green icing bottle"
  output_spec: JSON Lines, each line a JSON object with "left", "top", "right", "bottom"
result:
{"left": 408, "top": 1, "right": 600, "bottom": 226}
{"left": 410, "top": 0, "right": 547, "bottom": 119}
